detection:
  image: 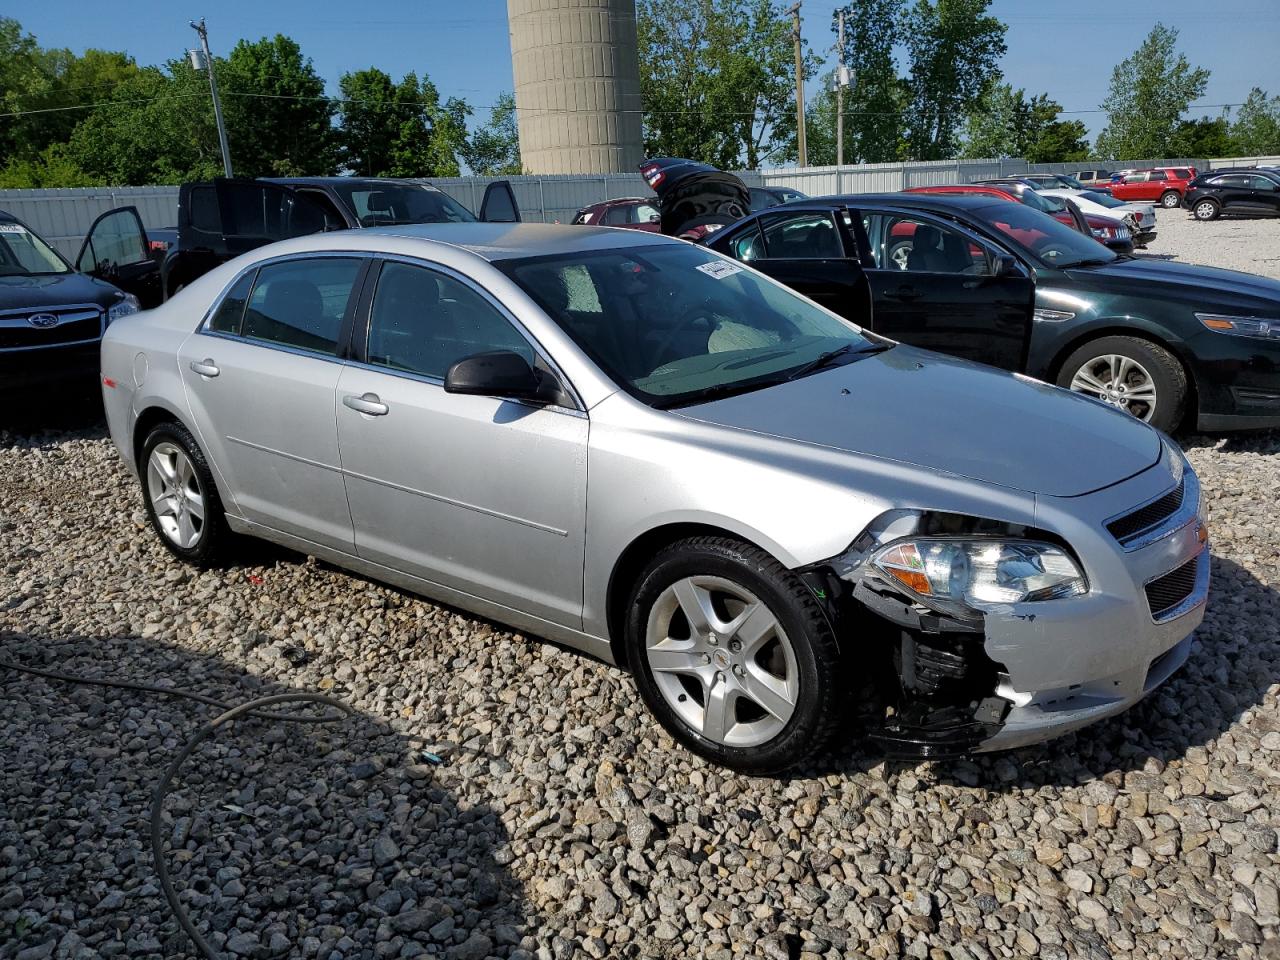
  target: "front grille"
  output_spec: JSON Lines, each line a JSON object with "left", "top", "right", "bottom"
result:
{"left": 1107, "top": 478, "right": 1184, "bottom": 544}
{"left": 0, "top": 308, "right": 103, "bottom": 351}
{"left": 1145, "top": 554, "right": 1200, "bottom": 620}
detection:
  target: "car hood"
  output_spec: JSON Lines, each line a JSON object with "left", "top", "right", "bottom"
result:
{"left": 0, "top": 271, "right": 124, "bottom": 312}
{"left": 1066, "top": 257, "right": 1280, "bottom": 303}
{"left": 676, "top": 346, "right": 1161, "bottom": 497}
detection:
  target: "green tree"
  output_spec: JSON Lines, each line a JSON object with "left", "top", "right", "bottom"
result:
{"left": 1027, "top": 118, "right": 1089, "bottom": 163}
{"left": 1230, "top": 87, "right": 1280, "bottom": 156}
{"left": 833, "top": 0, "right": 907, "bottom": 162}
{"left": 220, "top": 35, "right": 336, "bottom": 177}
{"left": 336, "top": 69, "right": 471, "bottom": 177}
{"left": 901, "top": 0, "right": 1006, "bottom": 160}
{"left": 1170, "top": 115, "right": 1234, "bottom": 158}
{"left": 638, "top": 0, "right": 813, "bottom": 168}
{"left": 1095, "top": 23, "right": 1208, "bottom": 160}
{"left": 960, "top": 84, "right": 1087, "bottom": 162}
{"left": 64, "top": 61, "right": 226, "bottom": 185}
{"left": 465, "top": 92, "right": 522, "bottom": 175}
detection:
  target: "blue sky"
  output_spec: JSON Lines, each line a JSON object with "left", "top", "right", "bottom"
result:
{"left": 10, "top": 0, "right": 1280, "bottom": 143}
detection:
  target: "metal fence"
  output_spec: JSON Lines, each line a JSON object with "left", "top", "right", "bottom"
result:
{"left": 753, "top": 157, "right": 1207, "bottom": 195}
{"left": 0, "top": 185, "right": 180, "bottom": 259}
{"left": 0, "top": 156, "right": 1236, "bottom": 259}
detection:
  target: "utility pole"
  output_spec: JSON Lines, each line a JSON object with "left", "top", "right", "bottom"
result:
{"left": 787, "top": 3, "right": 807, "bottom": 168}
{"left": 836, "top": 9, "right": 845, "bottom": 168}
{"left": 189, "top": 18, "right": 233, "bottom": 178}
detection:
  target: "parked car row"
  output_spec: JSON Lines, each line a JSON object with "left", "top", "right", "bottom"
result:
{"left": 16, "top": 153, "right": 1273, "bottom": 773}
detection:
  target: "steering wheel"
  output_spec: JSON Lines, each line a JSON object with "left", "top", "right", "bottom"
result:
{"left": 649, "top": 298, "right": 720, "bottom": 369}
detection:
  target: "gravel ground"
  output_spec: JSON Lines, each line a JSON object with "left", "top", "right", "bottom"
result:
{"left": 1138, "top": 207, "right": 1280, "bottom": 280}
{"left": 3, "top": 223, "right": 1279, "bottom": 960}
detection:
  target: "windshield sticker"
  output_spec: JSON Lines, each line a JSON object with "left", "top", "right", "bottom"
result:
{"left": 0, "top": 224, "right": 28, "bottom": 234}
{"left": 696, "top": 260, "right": 743, "bottom": 280}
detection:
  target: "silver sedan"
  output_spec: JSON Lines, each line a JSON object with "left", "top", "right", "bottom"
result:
{"left": 101, "top": 224, "right": 1209, "bottom": 773}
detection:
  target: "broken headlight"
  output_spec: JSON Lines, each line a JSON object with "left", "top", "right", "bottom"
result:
{"left": 871, "top": 539, "right": 1087, "bottom": 618}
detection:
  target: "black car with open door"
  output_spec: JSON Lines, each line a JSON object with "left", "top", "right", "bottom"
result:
{"left": 90, "top": 177, "right": 523, "bottom": 304}
{"left": 0, "top": 210, "right": 142, "bottom": 392}
{"left": 709, "top": 192, "right": 1280, "bottom": 432}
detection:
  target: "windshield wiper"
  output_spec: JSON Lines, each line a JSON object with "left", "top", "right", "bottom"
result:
{"left": 785, "top": 342, "right": 889, "bottom": 381}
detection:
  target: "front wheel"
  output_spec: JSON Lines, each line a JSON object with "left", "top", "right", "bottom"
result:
{"left": 1056, "top": 335, "right": 1187, "bottom": 432}
{"left": 1193, "top": 199, "right": 1220, "bottom": 221}
{"left": 624, "top": 537, "right": 846, "bottom": 774}
{"left": 1160, "top": 190, "right": 1182, "bottom": 208}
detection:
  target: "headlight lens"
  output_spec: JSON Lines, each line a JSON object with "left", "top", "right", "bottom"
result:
{"left": 872, "top": 539, "right": 1087, "bottom": 615}
{"left": 107, "top": 294, "right": 141, "bottom": 325}
{"left": 1196, "top": 313, "right": 1280, "bottom": 341}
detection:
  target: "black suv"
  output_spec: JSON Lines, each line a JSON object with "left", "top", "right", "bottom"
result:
{"left": 1184, "top": 168, "right": 1280, "bottom": 220}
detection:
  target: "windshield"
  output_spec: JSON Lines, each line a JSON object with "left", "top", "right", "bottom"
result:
{"left": 1012, "top": 188, "right": 1055, "bottom": 213}
{"left": 328, "top": 182, "right": 477, "bottom": 226}
{"left": 500, "top": 243, "right": 882, "bottom": 408}
{"left": 0, "top": 221, "right": 71, "bottom": 276}
{"left": 1081, "top": 190, "right": 1125, "bottom": 209}
{"left": 973, "top": 201, "right": 1116, "bottom": 269}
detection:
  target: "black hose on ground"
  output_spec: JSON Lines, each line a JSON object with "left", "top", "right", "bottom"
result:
{"left": 0, "top": 658, "right": 351, "bottom": 960}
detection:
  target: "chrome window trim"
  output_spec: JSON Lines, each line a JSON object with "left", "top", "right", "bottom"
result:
{"left": 194, "top": 250, "right": 372, "bottom": 335}
{"left": 197, "top": 328, "right": 352, "bottom": 367}
{"left": 362, "top": 252, "right": 586, "bottom": 413}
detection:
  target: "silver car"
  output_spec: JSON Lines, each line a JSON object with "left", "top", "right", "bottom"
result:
{"left": 101, "top": 224, "right": 1209, "bottom": 774}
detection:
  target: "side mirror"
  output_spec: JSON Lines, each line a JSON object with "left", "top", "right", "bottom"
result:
{"left": 444, "top": 350, "right": 559, "bottom": 403}
{"left": 993, "top": 253, "right": 1021, "bottom": 277}
{"left": 648, "top": 213, "right": 661, "bottom": 223}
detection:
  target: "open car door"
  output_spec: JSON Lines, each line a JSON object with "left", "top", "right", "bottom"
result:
{"left": 478, "top": 180, "right": 521, "bottom": 222}
{"left": 170, "top": 179, "right": 338, "bottom": 297}
{"left": 75, "top": 206, "right": 163, "bottom": 308}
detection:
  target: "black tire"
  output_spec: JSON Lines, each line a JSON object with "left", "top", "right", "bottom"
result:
{"left": 624, "top": 536, "right": 846, "bottom": 774}
{"left": 1160, "top": 190, "right": 1182, "bottom": 208}
{"left": 139, "top": 420, "right": 231, "bottom": 565}
{"left": 1056, "top": 335, "right": 1188, "bottom": 433}
{"left": 1193, "top": 198, "right": 1220, "bottom": 221}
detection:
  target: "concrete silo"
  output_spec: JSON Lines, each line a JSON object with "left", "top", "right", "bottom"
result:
{"left": 507, "top": 0, "right": 645, "bottom": 174}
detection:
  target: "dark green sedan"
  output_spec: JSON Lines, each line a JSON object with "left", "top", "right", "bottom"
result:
{"left": 708, "top": 192, "right": 1280, "bottom": 432}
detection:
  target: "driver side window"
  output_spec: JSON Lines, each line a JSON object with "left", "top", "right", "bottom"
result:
{"left": 366, "top": 262, "right": 534, "bottom": 380}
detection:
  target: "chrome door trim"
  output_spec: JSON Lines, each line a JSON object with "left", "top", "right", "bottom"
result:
{"left": 341, "top": 464, "right": 570, "bottom": 537}
{"left": 226, "top": 434, "right": 344, "bottom": 473}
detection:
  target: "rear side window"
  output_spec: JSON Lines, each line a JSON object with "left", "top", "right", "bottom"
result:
{"left": 604, "top": 205, "right": 631, "bottom": 225}
{"left": 242, "top": 257, "right": 363, "bottom": 355}
{"left": 1171, "top": 168, "right": 1192, "bottom": 180}
{"left": 207, "top": 270, "right": 256, "bottom": 335}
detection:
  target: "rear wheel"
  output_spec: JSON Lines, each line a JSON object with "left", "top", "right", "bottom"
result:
{"left": 141, "top": 421, "right": 230, "bottom": 565}
{"left": 625, "top": 536, "right": 846, "bottom": 774}
{"left": 1160, "top": 190, "right": 1182, "bottom": 208}
{"left": 1057, "top": 335, "right": 1187, "bottom": 432}
{"left": 886, "top": 239, "right": 912, "bottom": 270}
{"left": 1193, "top": 199, "right": 1220, "bottom": 221}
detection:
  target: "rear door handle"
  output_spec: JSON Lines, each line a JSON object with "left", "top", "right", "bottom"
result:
{"left": 189, "top": 359, "right": 220, "bottom": 378}
{"left": 343, "top": 392, "right": 388, "bottom": 416}
{"left": 886, "top": 286, "right": 922, "bottom": 302}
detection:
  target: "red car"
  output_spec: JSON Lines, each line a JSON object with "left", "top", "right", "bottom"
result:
{"left": 1107, "top": 168, "right": 1197, "bottom": 208}
{"left": 570, "top": 197, "right": 661, "bottom": 231}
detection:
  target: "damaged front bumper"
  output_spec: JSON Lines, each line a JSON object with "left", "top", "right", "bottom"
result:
{"left": 808, "top": 447, "right": 1209, "bottom": 759}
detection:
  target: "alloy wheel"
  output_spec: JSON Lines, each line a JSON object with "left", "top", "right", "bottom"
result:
{"left": 1195, "top": 201, "right": 1217, "bottom": 220}
{"left": 146, "top": 441, "right": 207, "bottom": 549}
{"left": 1069, "top": 354, "right": 1158, "bottom": 422}
{"left": 1161, "top": 192, "right": 1181, "bottom": 208}
{"left": 889, "top": 242, "right": 912, "bottom": 271}
{"left": 644, "top": 575, "right": 799, "bottom": 748}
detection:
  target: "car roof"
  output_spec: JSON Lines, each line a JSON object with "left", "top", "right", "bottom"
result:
{"left": 806, "top": 192, "right": 1009, "bottom": 213}
{"left": 361, "top": 221, "right": 676, "bottom": 260}
{"left": 264, "top": 176, "right": 449, "bottom": 193}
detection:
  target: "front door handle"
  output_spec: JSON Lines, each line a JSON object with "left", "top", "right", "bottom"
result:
{"left": 886, "top": 286, "right": 922, "bottom": 302}
{"left": 343, "top": 392, "right": 389, "bottom": 417}
{"left": 190, "top": 358, "right": 220, "bottom": 378}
